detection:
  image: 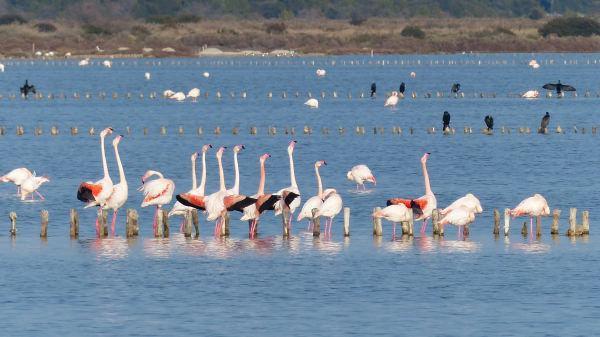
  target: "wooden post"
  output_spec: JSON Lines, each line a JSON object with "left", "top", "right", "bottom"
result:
{"left": 192, "top": 209, "right": 199, "bottom": 237}
{"left": 184, "top": 210, "right": 192, "bottom": 237}
{"left": 97, "top": 210, "right": 108, "bottom": 237}
{"left": 463, "top": 220, "right": 470, "bottom": 237}
{"left": 408, "top": 209, "right": 414, "bottom": 236}
{"left": 581, "top": 210, "right": 589, "bottom": 235}
{"left": 222, "top": 212, "right": 230, "bottom": 236}
{"left": 343, "top": 207, "right": 350, "bottom": 237}
{"left": 40, "top": 209, "right": 49, "bottom": 237}
{"left": 312, "top": 208, "right": 320, "bottom": 237}
{"left": 493, "top": 209, "right": 500, "bottom": 235}
{"left": 504, "top": 208, "right": 510, "bottom": 236}
{"left": 536, "top": 215, "right": 542, "bottom": 237}
{"left": 568, "top": 208, "right": 576, "bottom": 236}
{"left": 156, "top": 210, "right": 163, "bottom": 237}
{"left": 70, "top": 209, "right": 79, "bottom": 238}
{"left": 432, "top": 209, "right": 440, "bottom": 234}
{"left": 521, "top": 222, "right": 528, "bottom": 237}
{"left": 372, "top": 207, "right": 381, "bottom": 236}
{"left": 162, "top": 209, "right": 169, "bottom": 237}
{"left": 126, "top": 209, "right": 138, "bottom": 237}
{"left": 282, "top": 208, "right": 290, "bottom": 238}
{"left": 9, "top": 212, "right": 17, "bottom": 235}
{"left": 551, "top": 209, "right": 560, "bottom": 234}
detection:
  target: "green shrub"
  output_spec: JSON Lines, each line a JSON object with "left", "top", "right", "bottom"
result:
{"left": 0, "top": 14, "right": 27, "bottom": 25}
{"left": 145, "top": 15, "right": 176, "bottom": 27}
{"left": 176, "top": 14, "right": 201, "bottom": 23}
{"left": 528, "top": 7, "right": 545, "bottom": 20}
{"left": 349, "top": 13, "right": 366, "bottom": 26}
{"left": 539, "top": 17, "right": 600, "bottom": 37}
{"left": 401, "top": 26, "right": 425, "bottom": 39}
{"left": 35, "top": 22, "right": 57, "bottom": 32}
{"left": 265, "top": 22, "right": 286, "bottom": 34}
{"left": 131, "top": 25, "right": 150, "bottom": 39}
{"left": 82, "top": 24, "right": 112, "bottom": 36}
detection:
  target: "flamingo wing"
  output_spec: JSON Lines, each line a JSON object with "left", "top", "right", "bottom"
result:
{"left": 257, "top": 194, "right": 281, "bottom": 214}
{"left": 224, "top": 195, "right": 257, "bottom": 212}
{"left": 176, "top": 193, "right": 207, "bottom": 210}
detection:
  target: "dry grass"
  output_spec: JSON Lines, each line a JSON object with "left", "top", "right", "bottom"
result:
{"left": 0, "top": 17, "right": 598, "bottom": 58}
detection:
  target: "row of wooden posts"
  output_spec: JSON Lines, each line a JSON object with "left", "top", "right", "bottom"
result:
{"left": 3, "top": 125, "right": 596, "bottom": 137}
{"left": 4, "top": 90, "right": 600, "bottom": 100}
{"left": 8, "top": 207, "right": 588, "bottom": 239}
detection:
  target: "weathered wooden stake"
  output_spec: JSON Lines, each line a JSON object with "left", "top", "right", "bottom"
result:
{"left": 161, "top": 209, "right": 170, "bottom": 237}
{"left": 40, "top": 209, "right": 49, "bottom": 237}
{"left": 312, "top": 208, "right": 320, "bottom": 237}
{"left": 567, "top": 208, "right": 576, "bottom": 236}
{"left": 222, "top": 212, "right": 230, "bottom": 236}
{"left": 191, "top": 209, "right": 199, "bottom": 236}
{"left": 97, "top": 210, "right": 108, "bottom": 237}
{"left": 582, "top": 210, "right": 589, "bottom": 235}
{"left": 282, "top": 208, "right": 290, "bottom": 238}
{"left": 372, "top": 207, "right": 381, "bottom": 235}
{"left": 551, "top": 209, "right": 560, "bottom": 234}
{"left": 535, "top": 215, "right": 542, "bottom": 237}
{"left": 432, "top": 209, "right": 440, "bottom": 234}
{"left": 343, "top": 207, "right": 350, "bottom": 237}
{"left": 521, "top": 222, "right": 527, "bottom": 236}
{"left": 504, "top": 208, "right": 510, "bottom": 236}
{"left": 9, "top": 212, "right": 17, "bottom": 235}
{"left": 408, "top": 209, "right": 414, "bottom": 236}
{"left": 493, "top": 209, "right": 500, "bottom": 235}
{"left": 184, "top": 210, "right": 192, "bottom": 237}
{"left": 126, "top": 209, "right": 139, "bottom": 237}
{"left": 70, "top": 209, "right": 79, "bottom": 238}
{"left": 155, "top": 210, "right": 164, "bottom": 237}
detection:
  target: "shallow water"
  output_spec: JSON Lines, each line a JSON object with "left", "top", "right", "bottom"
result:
{"left": 0, "top": 53, "right": 599, "bottom": 336}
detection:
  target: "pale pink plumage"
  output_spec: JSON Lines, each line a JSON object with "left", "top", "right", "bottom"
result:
{"left": 347, "top": 164, "right": 376, "bottom": 191}
{"left": 372, "top": 204, "right": 411, "bottom": 238}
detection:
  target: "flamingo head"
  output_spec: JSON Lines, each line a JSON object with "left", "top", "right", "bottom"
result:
{"left": 216, "top": 146, "right": 226, "bottom": 159}
{"left": 421, "top": 152, "right": 430, "bottom": 164}
{"left": 322, "top": 188, "right": 337, "bottom": 199}
{"left": 141, "top": 170, "right": 161, "bottom": 184}
{"left": 288, "top": 140, "right": 297, "bottom": 153}
{"left": 191, "top": 152, "right": 199, "bottom": 161}
{"left": 40, "top": 175, "right": 50, "bottom": 183}
{"left": 346, "top": 171, "right": 353, "bottom": 181}
{"left": 316, "top": 160, "right": 326, "bottom": 168}
{"left": 260, "top": 153, "right": 271, "bottom": 162}
{"left": 234, "top": 145, "right": 245, "bottom": 153}
{"left": 112, "top": 134, "right": 123, "bottom": 147}
{"left": 202, "top": 144, "right": 212, "bottom": 153}
{"left": 100, "top": 127, "right": 113, "bottom": 137}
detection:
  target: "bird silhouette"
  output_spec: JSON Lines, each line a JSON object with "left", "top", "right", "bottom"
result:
{"left": 371, "top": 82, "right": 376, "bottom": 97}
{"left": 484, "top": 115, "right": 494, "bottom": 132}
{"left": 443, "top": 111, "right": 451, "bottom": 131}
{"left": 399, "top": 82, "right": 405, "bottom": 94}
{"left": 539, "top": 112, "right": 550, "bottom": 133}
{"left": 543, "top": 80, "right": 575, "bottom": 96}
{"left": 451, "top": 83, "right": 460, "bottom": 93}
{"left": 20, "top": 80, "right": 36, "bottom": 97}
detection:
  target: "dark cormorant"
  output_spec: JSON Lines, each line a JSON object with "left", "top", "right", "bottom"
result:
{"left": 484, "top": 115, "right": 494, "bottom": 132}
{"left": 370, "top": 82, "right": 376, "bottom": 97}
{"left": 443, "top": 111, "right": 451, "bottom": 131}
{"left": 20, "top": 79, "right": 36, "bottom": 97}
{"left": 542, "top": 80, "right": 575, "bottom": 95}
{"left": 399, "top": 82, "right": 405, "bottom": 94}
{"left": 540, "top": 112, "right": 550, "bottom": 131}
{"left": 451, "top": 83, "right": 460, "bottom": 93}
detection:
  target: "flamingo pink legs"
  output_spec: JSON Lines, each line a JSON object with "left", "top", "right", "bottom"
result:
{"left": 111, "top": 210, "right": 118, "bottom": 235}
{"left": 420, "top": 219, "right": 428, "bottom": 235}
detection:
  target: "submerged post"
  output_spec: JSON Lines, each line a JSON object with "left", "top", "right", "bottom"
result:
{"left": 504, "top": 208, "right": 510, "bottom": 236}
{"left": 582, "top": 210, "right": 589, "bottom": 235}
{"left": 9, "top": 212, "right": 17, "bottom": 235}
{"left": 126, "top": 209, "right": 139, "bottom": 237}
{"left": 184, "top": 210, "right": 192, "bottom": 237}
{"left": 97, "top": 210, "right": 108, "bottom": 237}
{"left": 162, "top": 209, "right": 170, "bottom": 237}
{"left": 222, "top": 211, "right": 230, "bottom": 237}
{"left": 567, "top": 208, "right": 577, "bottom": 236}
{"left": 156, "top": 210, "right": 164, "bottom": 237}
{"left": 432, "top": 209, "right": 440, "bottom": 234}
{"left": 282, "top": 208, "right": 290, "bottom": 238}
{"left": 343, "top": 207, "right": 350, "bottom": 237}
{"left": 40, "top": 209, "right": 49, "bottom": 237}
{"left": 70, "top": 209, "right": 79, "bottom": 238}
{"left": 493, "top": 209, "right": 500, "bottom": 235}
{"left": 191, "top": 209, "right": 199, "bottom": 237}
{"left": 536, "top": 216, "right": 542, "bottom": 237}
{"left": 551, "top": 209, "right": 560, "bottom": 235}
{"left": 372, "top": 207, "right": 381, "bottom": 235}
{"left": 312, "top": 208, "right": 320, "bottom": 237}
{"left": 408, "top": 209, "right": 414, "bottom": 236}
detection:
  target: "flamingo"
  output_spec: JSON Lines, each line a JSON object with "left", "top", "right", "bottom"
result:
{"left": 387, "top": 153, "right": 437, "bottom": 235}
{"left": 226, "top": 145, "right": 244, "bottom": 196}
{"left": 169, "top": 92, "right": 186, "bottom": 101}
{"left": 441, "top": 193, "right": 483, "bottom": 215}
{"left": 163, "top": 89, "right": 175, "bottom": 98}
{"left": 169, "top": 152, "right": 200, "bottom": 232}
{"left": 384, "top": 91, "right": 399, "bottom": 109}
{"left": 145, "top": 72, "right": 150, "bottom": 80}
{"left": 439, "top": 206, "right": 476, "bottom": 240}
{"left": 316, "top": 69, "right": 326, "bottom": 76}
{"left": 315, "top": 188, "right": 343, "bottom": 238}
{"left": 523, "top": 90, "right": 539, "bottom": 98}
{"left": 304, "top": 98, "right": 319, "bottom": 108}
{"left": 346, "top": 164, "right": 376, "bottom": 191}
{"left": 103, "top": 135, "right": 128, "bottom": 235}
{"left": 203, "top": 72, "right": 210, "bottom": 78}
{"left": 274, "top": 140, "right": 301, "bottom": 231}
{"left": 240, "top": 154, "right": 281, "bottom": 237}
{"left": 187, "top": 88, "right": 201, "bottom": 102}
{"left": 297, "top": 161, "right": 327, "bottom": 231}
{"left": 138, "top": 170, "right": 175, "bottom": 236}
{"left": 20, "top": 174, "right": 50, "bottom": 201}
{"left": 203, "top": 147, "right": 255, "bottom": 236}
{"left": 102, "top": 60, "right": 112, "bottom": 68}
{"left": 0, "top": 63, "right": 4, "bottom": 72}
{"left": 174, "top": 145, "right": 212, "bottom": 218}
{"left": 77, "top": 126, "right": 114, "bottom": 234}
{"left": 0, "top": 167, "right": 33, "bottom": 195}
{"left": 78, "top": 58, "right": 89, "bottom": 66}
{"left": 371, "top": 204, "right": 411, "bottom": 239}
{"left": 509, "top": 194, "right": 550, "bottom": 241}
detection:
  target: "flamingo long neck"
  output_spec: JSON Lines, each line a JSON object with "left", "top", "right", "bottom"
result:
{"left": 289, "top": 149, "right": 297, "bottom": 188}
{"left": 218, "top": 153, "right": 225, "bottom": 192}
{"left": 258, "top": 159, "right": 266, "bottom": 195}
{"left": 100, "top": 134, "right": 110, "bottom": 181}
{"left": 199, "top": 151, "right": 207, "bottom": 196}
{"left": 114, "top": 143, "right": 126, "bottom": 185}
{"left": 232, "top": 151, "right": 240, "bottom": 194}
{"left": 315, "top": 164, "right": 323, "bottom": 199}
{"left": 191, "top": 155, "right": 197, "bottom": 190}
{"left": 423, "top": 159, "right": 433, "bottom": 195}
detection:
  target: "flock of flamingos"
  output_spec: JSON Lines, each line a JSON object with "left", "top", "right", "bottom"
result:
{"left": 0, "top": 126, "right": 550, "bottom": 240}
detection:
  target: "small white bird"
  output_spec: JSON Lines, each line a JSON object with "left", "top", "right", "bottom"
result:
{"left": 96, "top": 45, "right": 104, "bottom": 52}
{"left": 347, "top": 165, "right": 376, "bottom": 191}
{"left": 169, "top": 92, "right": 186, "bottom": 101}
{"left": 145, "top": 72, "right": 150, "bottom": 80}
{"left": 21, "top": 174, "right": 50, "bottom": 201}
{"left": 187, "top": 88, "right": 201, "bottom": 102}
{"left": 203, "top": 72, "right": 210, "bottom": 78}
{"left": 102, "top": 60, "right": 112, "bottom": 68}
{"left": 163, "top": 89, "right": 175, "bottom": 98}
{"left": 304, "top": 98, "right": 319, "bottom": 108}
{"left": 0, "top": 63, "right": 5, "bottom": 72}
{"left": 384, "top": 91, "right": 399, "bottom": 109}
{"left": 522, "top": 90, "right": 539, "bottom": 98}
{"left": 410, "top": 71, "right": 416, "bottom": 78}
{"left": 78, "top": 58, "right": 90, "bottom": 66}
{"left": 316, "top": 69, "right": 326, "bottom": 76}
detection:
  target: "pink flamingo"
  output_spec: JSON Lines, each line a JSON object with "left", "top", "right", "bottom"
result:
{"left": 315, "top": 188, "right": 343, "bottom": 238}
{"left": 274, "top": 141, "right": 301, "bottom": 231}
{"left": 226, "top": 145, "right": 244, "bottom": 196}
{"left": 509, "top": 194, "right": 550, "bottom": 241}
{"left": 77, "top": 126, "right": 114, "bottom": 234}
{"left": 0, "top": 167, "right": 32, "bottom": 195}
{"left": 103, "top": 135, "right": 128, "bottom": 235}
{"left": 138, "top": 170, "right": 175, "bottom": 236}
{"left": 20, "top": 174, "right": 50, "bottom": 201}
{"left": 439, "top": 206, "right": 476, "bottom": 240}
{"left": 441, "top": 193, "right": 483, "bottom": 215}
{"left": 371, "top": 204, "right": 411, "bottom": 239}
{"left": 174, "top": 145, "right": 212, "bottom": 219}
{"left": 297, "top": 161, "right": 326, "bottom": 231}
{"left": 169, "top": 151, "right": 200, "bottom": 231}
{"left": 384, "top": 91, "right": 399, "bottom": 110}
{"left": 240, "top": 154, "right": 280, "bottom": 238}
{"left": 387, "top": 153, "right": 437, "bottom": 235}
{"left": 347, "top": 164, "right": 376, "bottom": 191}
